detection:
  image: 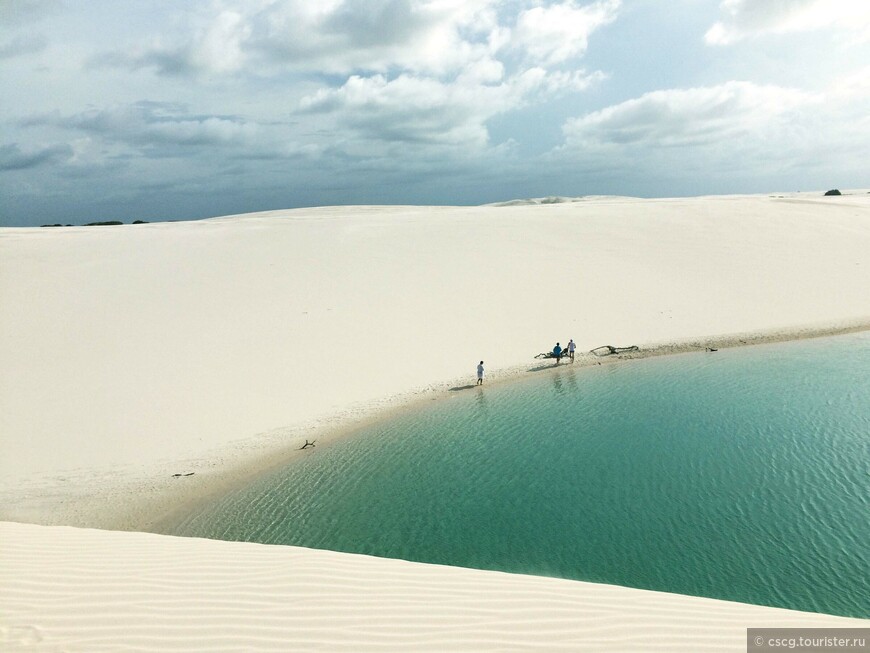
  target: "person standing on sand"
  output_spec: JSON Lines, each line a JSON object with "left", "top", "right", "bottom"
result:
{"left": 477, "top": 361, "right": 485, "bottom": 385}
{"left": 568, "top": 339, "right": 576, "bottom": 362}
{"left": 553, "top": 342, "right": 562, "bottom": 364}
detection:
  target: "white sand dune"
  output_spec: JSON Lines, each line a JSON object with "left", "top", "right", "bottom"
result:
{"left": 1, "top": 191, "right": 869, "bottom": 650}
{"left": 1, "top": 521, "right": 866, "bottom": 652}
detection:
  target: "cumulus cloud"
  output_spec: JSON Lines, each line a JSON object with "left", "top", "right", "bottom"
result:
{"left": 93, "top": 0, "right": 503, "bottom": 77}
{"left": 510, "top": 0, "right": 620, "bottom": 66}
{"left": 177, "top": 1, "right": 610, "bottom": 151}
{"left": 89, "top": 9, "right": 253, "bottom": 76}
{"left": 300, "top": 74, "right": 492, "bottom": 146}
{"left": 188, "top": 10, "right": 251, "bottom": 73}
{"left": 81, "top": 1, "right": 614, "bottom": 160}
{"left": 253, "top": 0, "right": 617, "bottom": 74}
{"left": 562, "top": 81, "right": 815, "bottom": 149}
{"left": 706, "top": 0, "right": 870, "bottom": 45}
{"left": 0, "top": 142, "right": 72, "bottom": 170}
{"left": 555, "top": 75, "right": 870, "bottom": 192}
{"left": 93, "top": 1, "right": 619, "bottom": 78}
{"left": 300, "top": 68, "right": 602, "bottom": 146}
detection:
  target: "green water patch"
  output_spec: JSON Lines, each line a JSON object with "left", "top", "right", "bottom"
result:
{"left": 169, "top": 333, "right": 870, "bottom": 617}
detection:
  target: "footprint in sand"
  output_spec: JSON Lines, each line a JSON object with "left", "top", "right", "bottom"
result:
{"left": 0, "top": 624, "right": 44, "bottom": 647}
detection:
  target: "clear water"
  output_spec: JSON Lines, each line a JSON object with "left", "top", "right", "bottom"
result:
{"left": 169, "top": 333, "right": 870, "bottom": 617}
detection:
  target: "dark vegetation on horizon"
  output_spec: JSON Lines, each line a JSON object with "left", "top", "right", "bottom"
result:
{"left": 40, "top": 220, "right": 150, "bottom": 227}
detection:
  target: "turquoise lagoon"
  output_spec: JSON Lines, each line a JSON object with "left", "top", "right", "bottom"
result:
{"left": 169, "top": 333, "right": 870, "bottom": 617}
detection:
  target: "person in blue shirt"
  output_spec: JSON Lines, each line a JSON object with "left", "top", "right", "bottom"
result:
{"left": 553, "top": 342, "right": 562, "bottom": 364}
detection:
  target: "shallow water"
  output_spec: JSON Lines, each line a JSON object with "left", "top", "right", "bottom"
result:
{"left": 170, "top": 333, "right": 870, "bottom": 617}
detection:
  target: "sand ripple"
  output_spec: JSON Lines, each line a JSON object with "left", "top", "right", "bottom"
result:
{"left": 2, "top": 521, "right": 865, "bottom": 652}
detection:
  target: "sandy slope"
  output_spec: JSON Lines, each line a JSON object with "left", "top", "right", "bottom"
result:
{"left": 1, "top": 192, "right": 869, "bottom": 650}
{"left": 1, "top": 521, "right": 866, "bottom": 652}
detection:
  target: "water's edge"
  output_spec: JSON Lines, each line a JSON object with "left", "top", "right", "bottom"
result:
{"left": 144, "top": 320, "right": 870, "bottom": 535}
{"left": 4, "top": 321, "right": 867, "bottom": 538}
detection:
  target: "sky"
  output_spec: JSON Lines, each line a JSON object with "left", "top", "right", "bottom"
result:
{"left": 1, "top": 0, "right": 868, "bottom": 226}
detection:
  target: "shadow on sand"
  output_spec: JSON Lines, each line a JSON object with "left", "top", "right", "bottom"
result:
{"left": 527, "top": 361, "right": 572, "bottom": 373}
{"left": 449, "top": 384, "right": 479, "bottom": 391}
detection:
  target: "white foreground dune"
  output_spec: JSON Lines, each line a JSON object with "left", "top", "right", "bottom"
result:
{"left": 1, "top": 521, "right": 866, "bottom": 652}
{"left": 1, "top": 192, "right": 869, "bottom": 650}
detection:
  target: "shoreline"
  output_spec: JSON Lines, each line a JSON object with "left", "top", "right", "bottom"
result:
{"left": 146, "top": 319, "right": 870, "bottom": 535}
{"left": 5, "top": 318, "right": 867, "bottom": 535}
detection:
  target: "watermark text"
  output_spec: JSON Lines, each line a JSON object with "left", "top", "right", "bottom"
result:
{"left": 748, "top": 629, "right": 869, "bottom": 652}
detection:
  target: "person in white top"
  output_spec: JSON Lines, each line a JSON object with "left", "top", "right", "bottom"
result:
{"left": 477, "top": 361, "right": 485, "bottom": 385}
{"left": 568, "top": 339, "right": 576, "bottom": 362}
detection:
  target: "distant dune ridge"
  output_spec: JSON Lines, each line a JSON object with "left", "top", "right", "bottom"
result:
{"left": 1, "top": 191, "right": 869, "bottom": 650}
{"left": 488, "top": 195, "right": 590, "bottom": 205}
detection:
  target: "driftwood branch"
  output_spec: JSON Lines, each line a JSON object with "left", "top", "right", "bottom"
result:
{"left": 300, "top": 439, "right": 316, "bottom": 450}
{"left": 590, "top": 344, "right": 639, "bottom": 357}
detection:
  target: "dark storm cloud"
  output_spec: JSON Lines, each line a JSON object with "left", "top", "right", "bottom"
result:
{"left": 23, "top": 102, "right": 260, "bottom": 150}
